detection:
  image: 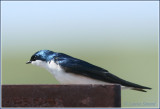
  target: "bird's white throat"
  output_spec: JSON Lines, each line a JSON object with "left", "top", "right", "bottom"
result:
{"left": 31, "top": 60, "right": 61, "bottom": 76}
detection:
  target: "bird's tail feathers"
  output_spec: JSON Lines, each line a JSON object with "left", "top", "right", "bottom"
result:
{"left": 105, "top": 72, "right": 152, "bottom": 92}
{"left": 131, "top": 88, "right": 148, "bottom": 92}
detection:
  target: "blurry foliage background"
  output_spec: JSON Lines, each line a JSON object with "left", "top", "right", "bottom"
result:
{"left": 1, "top": 1, "right": 159, "bottom": 108}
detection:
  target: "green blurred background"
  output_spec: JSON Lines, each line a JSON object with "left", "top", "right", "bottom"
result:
{"left": 1, "top": 1, "right": 159, "bottom": 108}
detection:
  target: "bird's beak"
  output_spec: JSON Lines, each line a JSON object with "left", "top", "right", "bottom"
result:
{"left": 26, "top": 61, "right": 32, "bottom": 64}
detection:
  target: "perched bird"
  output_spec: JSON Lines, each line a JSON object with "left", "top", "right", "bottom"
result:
{"left": 26, "top": 50, "right": 151, "bottom": 92}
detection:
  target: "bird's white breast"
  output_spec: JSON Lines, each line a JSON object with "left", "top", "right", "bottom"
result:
{"left": 31, "top": 60, "right": 111, "bottom": 84}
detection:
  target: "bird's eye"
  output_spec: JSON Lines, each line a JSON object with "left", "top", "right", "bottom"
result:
{"left": 31, "top": 55, "right": 37, "bottom": 61}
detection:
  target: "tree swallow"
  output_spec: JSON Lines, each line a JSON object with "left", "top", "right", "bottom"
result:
{"left": 26, "top": 50, "right": 151, "bottom": 92}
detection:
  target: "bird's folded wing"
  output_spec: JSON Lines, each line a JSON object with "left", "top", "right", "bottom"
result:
{"left": 55, "top": 54, "right": 109, "bottom": 81}
{"left": 55, "top": 53, "right": 151, "bottom": 90}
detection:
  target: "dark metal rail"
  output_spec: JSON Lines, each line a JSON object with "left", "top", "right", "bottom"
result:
{"left": 2, "top": 84, "right": 121, "bottom": 107}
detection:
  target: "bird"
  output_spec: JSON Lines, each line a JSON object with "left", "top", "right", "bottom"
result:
{"left": 26, "top": 50, "right": 151, "bottom": 92}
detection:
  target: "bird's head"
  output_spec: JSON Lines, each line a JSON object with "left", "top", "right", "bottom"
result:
{"left": 26, "top": 50, "right": 56, "bottom": 67}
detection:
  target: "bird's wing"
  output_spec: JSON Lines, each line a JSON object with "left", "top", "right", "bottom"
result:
{"left": 55, "top": 53, "right": 110, "bottom": 81}
{"left": 55, "top": 53, "right": 151, "bottom": 91}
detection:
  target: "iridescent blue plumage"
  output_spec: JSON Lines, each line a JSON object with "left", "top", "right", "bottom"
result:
{"left": 30, "top": 50, "right": 57, "bottom": 62}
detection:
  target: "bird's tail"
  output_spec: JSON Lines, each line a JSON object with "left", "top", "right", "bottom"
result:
{"left": 131, "top": 88, "right": 149, "bottom": 92}
{"left": 105, "top": 73, "right": 152, "bottom": 92}
{"left": 128, "top": 84, "right": 151, "bottom": 92}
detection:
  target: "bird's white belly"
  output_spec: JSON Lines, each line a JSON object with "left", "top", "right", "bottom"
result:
{"left": 51, "top": 69, "right": 130, "bottom": 89}
{"left": 53, "top": 70, "right": 110, "bottom": 84}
